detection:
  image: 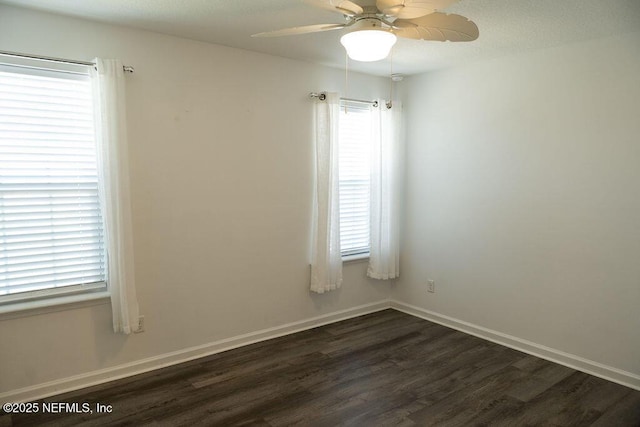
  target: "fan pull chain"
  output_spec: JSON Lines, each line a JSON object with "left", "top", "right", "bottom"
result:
{"left": 344, "top": 50, "right": 349, "bottom": 114}
{"left": 387, "top": 49, "right": 394, "bottom": 109}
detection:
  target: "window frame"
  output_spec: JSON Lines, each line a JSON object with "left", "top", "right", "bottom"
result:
{"left": 338, "top": 100, "right": 373, "bottom": 260}
{"left": 0, "top": 54, "right": 108, "bottom": 310}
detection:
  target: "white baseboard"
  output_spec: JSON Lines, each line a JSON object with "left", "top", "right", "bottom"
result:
{"left": 390, "top": 300, "right": 640, "bottom": 391}
{"left": 4, "top": 299, "right": 638, "bottom": 404}
{"left": 0, "top": 300, "right": 390, "bottom": 404}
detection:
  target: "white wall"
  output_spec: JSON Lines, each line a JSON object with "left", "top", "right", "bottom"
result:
{"left": 396, "top": 31, "right": 640, "bottom": 376}
{"left": 0, "top": 5, "right": 391, "bottom": 394}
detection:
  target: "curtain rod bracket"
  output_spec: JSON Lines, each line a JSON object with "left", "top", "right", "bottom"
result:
{"left": 309, "top": 92, "right": 326, "bottom": 101}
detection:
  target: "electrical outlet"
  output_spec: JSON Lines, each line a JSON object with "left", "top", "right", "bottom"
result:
{"left": 427, "top": 280, "right": 435, "bottom": 293}
{"left": 134, "top": 315, "right": 145, "bottom": 333}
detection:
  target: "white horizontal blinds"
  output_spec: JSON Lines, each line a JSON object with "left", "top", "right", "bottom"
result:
{"left": 338, "top": 101, "right": 372, "bottom": 256}
{"left": 0, "top": 60, "right": 106, "bottom": 301}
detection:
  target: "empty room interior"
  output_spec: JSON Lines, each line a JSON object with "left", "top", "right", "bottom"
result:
{"left": 0, "top": 0, "right": 639, "bottom": 425}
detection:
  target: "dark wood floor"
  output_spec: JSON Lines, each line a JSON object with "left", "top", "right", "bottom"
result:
{"left": 3, "top": 309, "right": 640, "bottom": 426}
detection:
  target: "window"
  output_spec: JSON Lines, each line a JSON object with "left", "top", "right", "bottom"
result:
{"left": 0, "top": 56, "right": 106, "bottom": 305}
{"left": 338, "top": 101, "right": 373, "bottom": 257}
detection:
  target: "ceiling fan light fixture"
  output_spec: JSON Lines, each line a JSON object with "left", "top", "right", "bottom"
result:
{"left": 340, "top": 20, "right": 397, "bottom": 62}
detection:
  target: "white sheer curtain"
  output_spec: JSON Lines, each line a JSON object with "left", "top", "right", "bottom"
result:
{"left": 91, "top": 59, "right": 139, "bottom": 334}
{"left": 310, "top": 93, "right": 343, "bottom": 293}
{"left": 368, "top": 100, "right": 402, "bottom": 280}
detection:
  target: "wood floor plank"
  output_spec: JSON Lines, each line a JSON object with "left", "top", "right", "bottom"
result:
{"left": 5, "top": 309, "right": 640, "bottom": 426}
{"left": 506, "top": 359, "right": 576, "bottom": 402}
{"left": 408, "top": 365, "right": 531, "bottom": 425}
{"left": 322, "top": 309, "right": 412, "bottom": 336}
{"left": 590, "top": 392, "right": 640, "bottom": 427}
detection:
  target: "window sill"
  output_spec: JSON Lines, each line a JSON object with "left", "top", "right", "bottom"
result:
{"left": 342, "top": 253, "right": 370, "bottom": 264}
{"left": 0, "top": 291, "right": 111, "bottom": 320}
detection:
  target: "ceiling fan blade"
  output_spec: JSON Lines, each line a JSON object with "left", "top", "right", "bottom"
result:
{"left": 305, "top": 0, "right": 364, "bottom": 16}
{"left": 394, "top": 12, "right": 478, "bottom": 41}
{"left": 377, "top": 0, "right": 458, "bottom": 19}
{"left": 382, "top": 5, "right": 404, "bottom": 16}
{"left": 252, "top": 23, "right": 346, "bottom": 37}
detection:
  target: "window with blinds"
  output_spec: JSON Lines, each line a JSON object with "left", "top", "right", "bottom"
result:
{"left": 338, "top": 101, "right": 372, "bottom": 257}
{"left": 0, "top": 58, "right": 106, "bottom": 304}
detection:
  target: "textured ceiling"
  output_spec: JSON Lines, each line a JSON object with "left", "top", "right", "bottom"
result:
{"left": 1, "top": 0, "right": 639, "bottom": 76}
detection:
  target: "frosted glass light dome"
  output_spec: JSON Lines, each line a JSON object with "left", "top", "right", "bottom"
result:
{"left": 340, "top": 20, "right": 397, "bottom": 62}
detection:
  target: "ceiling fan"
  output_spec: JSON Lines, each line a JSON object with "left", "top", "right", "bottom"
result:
{"left": 252, "top": 0, "right": 479, "bottom": 62}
